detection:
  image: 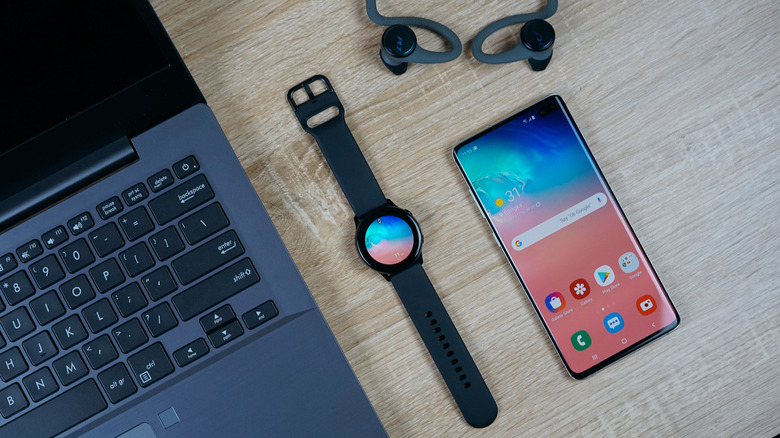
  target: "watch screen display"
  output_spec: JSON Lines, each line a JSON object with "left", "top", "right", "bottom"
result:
{"left": 365, "top": 215, "right": 414, "bottom": 265}
{"left": 454, "top": 96, "right": 678, "bottom": 377}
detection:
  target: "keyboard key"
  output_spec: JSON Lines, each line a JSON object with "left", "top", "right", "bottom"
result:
{"left": 0, "top": 384, "right": 28, "bottom": 418}
{"left": 0, "top": 348, "right": 28, "bottom": 382}
{"left": 0, "top": 253, "right": 17, "bottom": 276}
{"left": 128, "top": 343, "right": 174, "bottom": 388}
{"left": 59, "top": 275, "right": 96, "bottom": 309}
{"left": 111, "top": 283, "right": 148, "bottom": 317}
{"left": 173, "top": 156, "right": 200, "bottom": 179}
{"left": 179, "top": 203, "right": 229, "bottom": 244}
{"left": 29, "top": 291, "right": 65, "bottom": 326}
{"left": 0, "top": 380, "right": 107, "bottom": 437}
{"left": 119, "top": 243, "right": 155, "bottom": 277}
{"left": 172, "top": 258, "right": 260, "bottom": 321}
{"left": 207, "top": 319, "right": 243, "bottom": 348}
{"left": 59, "top": 239, "right": 95, "bottom": 273}
{"left": 82, "top": 299, "right": 118, "bottom": 333}
{"left": 122, "top": 183, "right": 149, "bottom": 206}
{"left": 142, "top": 303, "right": 178, "bottom": 337}
{"left": 29, "top": 254, "right": 65, "bottom": 289}
{"left": 89, "top": 258, "right": 125, "bottom": 293}
{"left": 42, "top": 226, "right": 69, "bottom": 249}
{"left": 98, "top": 363, "right": 136, "bottom": 404}
{"left": 16, "top": 239, "right": 43, "bottom": 263}
{"left": 89, "top": 223, "right": 124, "bottom": 257}
{"left": 171, "top": 230, "right": 244, "bottom": 285}
{"left": 22, "top": 331, "right": 58, "bottom": 366}
{"left": 119, "top": 207, "right": 155, "bottom": 241}
{"left": 52, "top": 351, "right": 88, "bottom": 386}
{"left": 97, "top": 196, "right": 123, "bottom": 220}
{"left": 173, "top": 338, "right": 209, "bottom": 367}
{"left": 82, "top": 335, "right": 118, "bottom": 369}
{"left": 148, "top": 169, "right": 174, "bottom": 193}
{"left": 52, "top": 315, "right": 88, "bottom": 350}
{"left": 113, "top": 319, "right": 148, "bottom": 354}
{"left": 23, "top": 367, "right": 59, "bottom": 402}
{"left": 67, "top": 212, "right": 94, "bottom": 236}
{"left": 0, "top": 307, "right": 35, "bottom": 342}
{"left": 199, "top": 304, "right": 236, "bottom": 334}
{"left": 148, "top": 174, "right": 214, "bottom": 225}
{"left": 148, "top": 227, "right": 185, "bottom": 261}
{"left": 0, "top": 271, "right": 35, "bottom": 306}
{"left": 243, "top": 300, "right": 279, "bottom": 330}
{"left": 142, "top": 267, "right": 177, "bottom": 301}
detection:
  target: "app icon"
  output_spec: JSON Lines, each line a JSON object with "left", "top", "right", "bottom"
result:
{"left": 603, "top": 312, "right": 624, "bottom": 333}
{"left": 618, "top": 252, "right": 640, "bottom": 273}
{"left": 544, "top": 292, "right": 566, "bottom": 313}
{"left": 571, "top": 330, "right": 591, "bottom": 351}
{"left": 637, "top": 295, "right": 657, "bottom": 315}
{"left": 569, "top": 278, "right": 591, "bottom": 299}
{"left": 594, "top": 265, "right": 615, "bottom": 286}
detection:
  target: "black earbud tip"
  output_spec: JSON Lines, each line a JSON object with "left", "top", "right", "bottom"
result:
{"left": 528, "top": 50, "right": 553, "bottom": 71}
{"left": 381, "top": 25, "right": 417, "bottom": 58}
{"left": 380, "top": 50, "right": 409, "bottom": 75}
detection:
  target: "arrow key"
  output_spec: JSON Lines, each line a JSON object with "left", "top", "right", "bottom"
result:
{"left": 173, "top": 338, "right": 209, "bottom": 367}
{"left": 207, "top": 320, "right": 243, "bottom": 348}
{"left": 199, "top": 304, "right": 236, "bottom": 333}
{"left": 242, "top": 300, "right": 278, "bottom": 330}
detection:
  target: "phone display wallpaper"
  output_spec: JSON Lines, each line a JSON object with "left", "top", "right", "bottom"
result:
{"left": 455, "top": 98, "right": 677, "bottom": 375}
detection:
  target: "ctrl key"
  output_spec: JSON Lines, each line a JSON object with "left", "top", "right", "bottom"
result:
{"left": 99, "top": 363, "right": 137, "bottom": 404}
{"left": 128, "top": 343, "right": 174, "bottom": 388}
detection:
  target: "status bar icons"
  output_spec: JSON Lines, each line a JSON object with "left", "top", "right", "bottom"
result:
{"left": 569, "top": 278, "right": 590, "bottom": 299}
{"left": 594, "top": 265, "right": 615, "bottom": 287}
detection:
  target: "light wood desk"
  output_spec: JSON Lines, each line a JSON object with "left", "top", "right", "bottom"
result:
{"left": 152, "top": 0, "right": 778, "bottom": 436}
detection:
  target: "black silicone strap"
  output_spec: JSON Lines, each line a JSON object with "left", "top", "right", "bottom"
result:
{"left": 391, "top": 263, "right": 498, "bottom": 428}
{"left": 287, "top": 76, "right": 387, "bottom": 218}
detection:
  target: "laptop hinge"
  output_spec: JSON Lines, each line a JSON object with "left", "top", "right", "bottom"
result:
{"left": 0, "top": 137, "right": 137, "bottom": 232}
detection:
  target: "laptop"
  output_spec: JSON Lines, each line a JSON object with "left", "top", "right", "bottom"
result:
{"left": 0, "top": 1, "right": 387, "bottom": 437}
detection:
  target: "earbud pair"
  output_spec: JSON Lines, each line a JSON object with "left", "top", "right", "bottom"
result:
{"left": 366, "top": 0, "right": 558, "bottom": 75}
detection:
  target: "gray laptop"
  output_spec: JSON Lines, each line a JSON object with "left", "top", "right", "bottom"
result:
{"left": 0, "top": 1, "right": 386, "bottom": 436}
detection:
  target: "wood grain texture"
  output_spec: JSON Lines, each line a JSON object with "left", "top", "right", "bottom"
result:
{"left": 150, "top": 0, "right": 779, "bottom": 436}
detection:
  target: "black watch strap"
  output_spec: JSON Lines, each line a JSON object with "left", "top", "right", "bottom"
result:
{"left": 287, "top": 75, "right": 387, "bottom": 218}
{"left": 391, "top": 263, "right": 498, "bottom": 428}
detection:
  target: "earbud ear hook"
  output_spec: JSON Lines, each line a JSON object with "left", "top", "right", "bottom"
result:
{"left": 366, "top": 0, "right": 462, "bottom": 75}
{"left": 471, "top": 0, "right": 558, "bottom": 70}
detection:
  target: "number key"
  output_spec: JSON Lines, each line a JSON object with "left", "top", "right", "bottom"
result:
{"left": 59, "top": 239, "right": 95, "bottom": 273}
{"left": 29, "top": 255, "right": 65, "bottom": 289}
{"left": 0, "top": 271, "right": 35, "bottom": 306}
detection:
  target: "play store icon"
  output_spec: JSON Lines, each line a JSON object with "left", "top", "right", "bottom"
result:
{"left": 594, "top": 265, "right": 616, "bottom": 286}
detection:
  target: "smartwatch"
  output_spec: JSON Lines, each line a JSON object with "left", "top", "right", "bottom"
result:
{"left": 287, "top": 75, "right": 497, "bottom": 428}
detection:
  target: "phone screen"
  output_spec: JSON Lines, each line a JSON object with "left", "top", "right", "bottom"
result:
{"left": 453, "top": 95, "right": 678, "bottom": 378}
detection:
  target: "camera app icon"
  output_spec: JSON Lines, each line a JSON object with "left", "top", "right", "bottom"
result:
{"left": 636, "top": 294, "right": 657, "bottom": 315}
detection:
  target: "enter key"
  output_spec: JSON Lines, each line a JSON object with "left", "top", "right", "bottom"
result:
{"left": 171, "top": 230, "right": 244, "bottom": 285}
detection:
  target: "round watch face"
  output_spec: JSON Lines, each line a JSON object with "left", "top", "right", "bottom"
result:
{"left": 355, "top": 205, "right": 423, "bottom": 275}
{"left": 365, "top": 215, "right": 415, "bottom": 265}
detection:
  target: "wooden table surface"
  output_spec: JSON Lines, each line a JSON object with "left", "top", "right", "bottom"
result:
{"left": 151, "top": 0, "right": 778, "bottom": 436}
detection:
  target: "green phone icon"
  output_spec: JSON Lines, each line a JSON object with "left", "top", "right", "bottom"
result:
{"left": 571, "top": 330, "right": 592, "bottom": 351}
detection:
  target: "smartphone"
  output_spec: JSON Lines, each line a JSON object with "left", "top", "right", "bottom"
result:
{"left": 453, "top": 95, "right": 679, "bottom": 378}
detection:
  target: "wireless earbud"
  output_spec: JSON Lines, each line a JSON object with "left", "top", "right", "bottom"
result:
{"left": 366, "top": 0, "right": 463, "bottom": 75}
{"left": 472, "top": 0, "right": 558, "bottom": 70}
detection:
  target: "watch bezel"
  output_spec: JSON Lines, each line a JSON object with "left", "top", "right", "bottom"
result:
{"left": 355, "top": 205, "right": 423, "bottom": 276}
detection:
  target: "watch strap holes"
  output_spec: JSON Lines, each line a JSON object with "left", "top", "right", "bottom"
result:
{"left": 426, "top": 310, "right": 472, "bottom": 389}
{"left": 306, "top": 106, "right": 340, "bottom": 129}
{"left": 424, "top": 311, "right": 433, "bottom": 318}
{"left": 428, "top": 318, "right": 437, "bottom": 326}
{"left": 438, "top": 335, "right": 445, "bottom": 341}
{"left": 442, "top": 343, "right": 450, "bottom": 349}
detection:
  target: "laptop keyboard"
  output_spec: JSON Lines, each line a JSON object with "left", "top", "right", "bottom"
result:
{"left": 0, "top": 156, "right": 279, "bottom": 435}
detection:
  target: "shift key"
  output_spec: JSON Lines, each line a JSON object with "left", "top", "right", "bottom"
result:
{"left": 148, "top": 174, "right": 214, "bottom": 224}
{"left": 172, "top": 258, "right": 260, "bottom": 321}
{"left": 171, "top": 230, "right": 244, "bottom": 285}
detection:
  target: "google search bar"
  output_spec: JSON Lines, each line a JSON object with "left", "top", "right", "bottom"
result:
{"left": 511, "top": 193, "right": 608, "bottom": 251}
